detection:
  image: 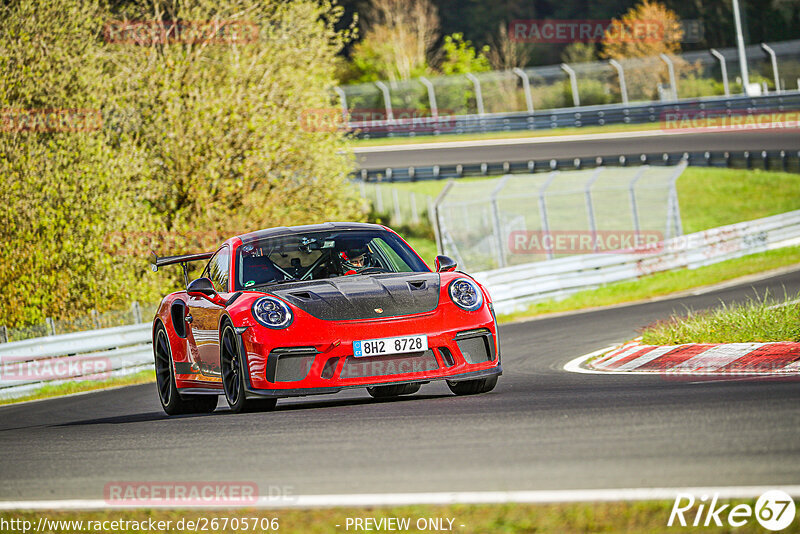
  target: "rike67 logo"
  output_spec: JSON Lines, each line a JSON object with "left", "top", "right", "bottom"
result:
{"left": 669, "top": 490, "right": 796, "bottom": 531}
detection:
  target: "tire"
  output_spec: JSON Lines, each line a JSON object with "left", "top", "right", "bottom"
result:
{"left": 220, "top": 322, "right": 277, "bottom": 414}
{"left": 366, "top": 382, "right": 421, "bottom": 398}
{"left": 153, "top": 323, "right": 218, "bottom": 415}
{"left": 446, "top": 374, "right": 498, "bottom": 396}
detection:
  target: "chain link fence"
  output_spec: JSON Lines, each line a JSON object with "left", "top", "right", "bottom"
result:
{"left": 433, "top": 163, "right": 686, "bottom": 272}
{"left": 339, "top": 39, "right": 800, "bottom": 127}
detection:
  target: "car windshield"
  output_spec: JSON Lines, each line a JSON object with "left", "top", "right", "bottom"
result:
{"left": 235, "top": 229, "right": 429, "bottom": 290}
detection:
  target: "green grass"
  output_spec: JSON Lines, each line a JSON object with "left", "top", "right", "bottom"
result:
{"left": 498, "top": 245, "right": 800, "bottom": 323}
{"left": 641, "top": 291, "right": 800, "bottom": 344}
{"left": 0, "top": 369, "right": 155, "bottom": 406}
{"left": 4, "top": 500, "right": 793, "bottom": 533}
{"left": 350, "top": 122, "right": 661, "bottom": 147}
{"left": 678, "top": 167, "right": 800, "bottom": 233}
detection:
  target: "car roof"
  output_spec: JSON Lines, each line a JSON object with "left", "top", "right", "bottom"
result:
{"left": 235, "top": 222, "right": 388, "bottom": 245}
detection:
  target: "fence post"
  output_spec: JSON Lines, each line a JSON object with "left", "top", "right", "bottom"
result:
{"left": 0, "top": 325, "right": 7, "bottom": 343}
{"left": 375, "top": 185, "right": 384, "bottom": 213}
{"left": 333, "top": 86, "right": 348, "bottom": 121}
{"left": 584, "top": 168, "right": 605, "bottom": 252}
{"left": 465, "top": 73, "right": 485, "bottom": 115}
{"left": 419, "top": 76, "right": 438, "bottom": 118}
{"left": 131, "top": 301, "right": 142, "bottom": 324}
{"left": 659, "top": 54, "right": 678, "bottom": 100}
{"left": 46, "top": 317, "right": 56, "bottom": 336}
{"left": 392, "top": 188, "right": 402, "bottom": 225}
{"left": 628, "top": 166, "right": 649, "bottom": 238}
{"left": 538, "top": 171, "right": 559, "bottom": 260}
{"left": 91, "top": 309, "right": 100, "bottom": 329}
{"left": 513, "top": 68, "right": 534, "bottom": 113}
{"left": 760, "top": 43, "right": 781, "bottom": 93}
{"left": 608, "top": 59, "right": 628, "bottom": 105}
{"left": 410, "top": 193, "right": 419, "bottom": 224}
{"left": 432, "top": 180, "right": 455, "bottom": 256}
{"left": 709, "top": 49, "right": 730, "bottom": 97}
{"left": 490, "top": 175, "right": 512, "bottom": 268}
{"left": 374, "top": 81, "right": 394, "bottom": 121}
{"left": 560, "top": 63, "right": 580, "bottom": 107}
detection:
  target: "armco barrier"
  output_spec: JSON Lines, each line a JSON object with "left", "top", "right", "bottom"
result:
{"left": 473, "top": 210, "right": 800, "bottom": 315}
{"left": 353, "top": 150, "right": 800, "bottom": 182}
{"left": 3, "top": 210, "right": 800, "bottom": 399}
{"left": 351, "top": 92, "right": 800, "bottom": 139}
{"left": 0, "top": 323, "right": 152, "bottom": 399}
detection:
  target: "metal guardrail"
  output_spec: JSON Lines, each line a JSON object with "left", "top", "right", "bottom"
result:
{"left": 2, "top": 210, "right": 799, "bottom": 398}
{"left": 350, "top": 91, "right": 800, "bottom": 139}
{"left": 473, "top": 209, "right": 800, "bottom": 315}
{"left": 354, "top": 149, "right": 800, "bottom": 182}
{"left": 0, "top": 323, "right": 152, "bottom": 399}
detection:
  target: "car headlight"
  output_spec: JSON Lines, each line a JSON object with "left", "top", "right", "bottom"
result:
{"left": 252, "top": 296, "right": 293, "bottom": 329}
{"left": 448, "top": 278, "right": 483, "bottom": 311}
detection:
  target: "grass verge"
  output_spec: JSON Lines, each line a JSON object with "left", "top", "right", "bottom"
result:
{"left": 498, "top": 246, "right": 800, "bottom": 324}
{"left": 641, "top": 291, "right": 800, "bottom": 345}
{"left": 0, "top": 369, "right": 155, "bottom": 406}
{"left": 3, "top": 500, "right": 791, "bottom": 533}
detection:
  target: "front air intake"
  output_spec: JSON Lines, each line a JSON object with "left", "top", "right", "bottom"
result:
{"left": 267, "top": 347, "right": 317, "bottom": 382}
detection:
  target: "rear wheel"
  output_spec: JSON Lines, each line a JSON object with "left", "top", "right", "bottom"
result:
{"left": 221, "top": 323, "right": 277, "bottom": 414}
{"left": 366, "top": 383, "right": 421, "bottom": 398}
{"left": 154, "top": 324, "right": 218, "bottom": 415}
{"left": 447, "top": 374, "right": 498, "bottom": 396}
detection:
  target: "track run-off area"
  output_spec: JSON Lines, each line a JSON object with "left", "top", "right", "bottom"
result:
{"left": 1, "top": 267, "right": 800, "bottom": 505}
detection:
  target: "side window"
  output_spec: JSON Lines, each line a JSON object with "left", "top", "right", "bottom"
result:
{"left": 204, "top": 246, "right": 230, "bottom": 293}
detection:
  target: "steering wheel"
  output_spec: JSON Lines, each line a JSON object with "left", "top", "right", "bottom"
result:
{"left": 355, "top": 266, "right": 389, "bottom": 274}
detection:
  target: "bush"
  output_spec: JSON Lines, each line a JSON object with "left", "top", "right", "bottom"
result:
{"left": 0, "top": 0, "right": 364, "bottom": 328}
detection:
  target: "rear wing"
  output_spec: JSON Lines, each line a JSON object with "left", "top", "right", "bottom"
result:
{"left": 150, "top": 251, "right": 213, "bottom": 286}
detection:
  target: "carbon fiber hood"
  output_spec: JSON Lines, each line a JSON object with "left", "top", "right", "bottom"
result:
{"left": 268, "top": 273, "right": 440, "bottom": 321}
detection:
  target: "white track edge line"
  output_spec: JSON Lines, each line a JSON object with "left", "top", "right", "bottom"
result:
{"left": 4, "top": 486, "right": 800, "bottom": 510}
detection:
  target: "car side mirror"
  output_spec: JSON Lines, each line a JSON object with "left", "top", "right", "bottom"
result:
{"left": 435, "top": 255, "right": 457, "bottom": 273}
{"left": 187, "top": 277, "right": 227, "bottom": 306}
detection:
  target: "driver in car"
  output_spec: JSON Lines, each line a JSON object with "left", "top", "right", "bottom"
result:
{"left": 339, "top": 246, "right": 370, "bottom": 275}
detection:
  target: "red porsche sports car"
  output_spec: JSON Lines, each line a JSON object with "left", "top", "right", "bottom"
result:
{"left": 150, "top": 222, "right": 501, "bottom": 414}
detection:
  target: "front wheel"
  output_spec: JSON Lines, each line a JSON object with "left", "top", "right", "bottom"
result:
{"left": 447, "top": 374, "right": 498, "bottom": 396}
{"left": 221, "top": 323, "right": 277, "bottom": 414}
{"left": 154, "top": 324, "right": 218, "bottom": 415}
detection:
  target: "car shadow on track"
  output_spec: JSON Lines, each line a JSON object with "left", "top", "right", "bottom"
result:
{"left": 51, "top": 393, "right": 451, "bottom": 427}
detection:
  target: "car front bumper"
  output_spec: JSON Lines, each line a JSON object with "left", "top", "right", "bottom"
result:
{"left": 238, "top": 304, "right": 502, "bottom": 398}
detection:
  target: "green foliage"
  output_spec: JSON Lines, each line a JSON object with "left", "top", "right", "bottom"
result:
{"left": 0, "top": 0, "right": 364, "bottom": 328}
{"left": 641, "top": 291, "right": 800, "bottom": 344}
{"left": 438, "top": 33, "right": 491, "bottom": 75}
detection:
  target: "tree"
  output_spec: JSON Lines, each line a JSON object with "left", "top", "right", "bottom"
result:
{"left": 0, "top": 0, "right": 364, "bottom": 329}
{"left": 600, "top": 0, "right": 689, "bottom": 101}
{"left": 349, "top": 0, "right": 440, "bottom": 81}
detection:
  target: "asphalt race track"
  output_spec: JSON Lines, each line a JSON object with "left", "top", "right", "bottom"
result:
{"left": 354, "top": 128, "right": 799, "bottom": 168}
{"left": 2, "top": 268, "right": 800, "bottom": 502}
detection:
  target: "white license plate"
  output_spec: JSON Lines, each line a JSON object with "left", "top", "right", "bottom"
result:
{"left": 353, "top": 335, "right": 428, "bottom": 358}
